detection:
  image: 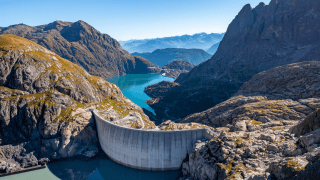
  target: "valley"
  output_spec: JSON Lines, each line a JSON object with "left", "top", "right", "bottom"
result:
{"left": 2, "top": 0, "right": 320, "bottom": 179}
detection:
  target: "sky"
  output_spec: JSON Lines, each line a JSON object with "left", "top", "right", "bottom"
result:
{"left": 1, "top": 0, "right": 270, "bottom": 41}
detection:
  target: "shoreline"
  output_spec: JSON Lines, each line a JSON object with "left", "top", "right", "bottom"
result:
{"left": 0, "top": 165, "right": 46, "bottom": 178}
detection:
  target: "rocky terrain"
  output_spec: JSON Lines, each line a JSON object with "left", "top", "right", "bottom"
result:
{"left": 145, "top": 81, "right": 180, "bottom": 99}
{"left": 162, "top": 60, "right": 195, "bottom": 71}
{"left": 179, "top": 61, "right": 320, "bottom": 179}
{"left": 132, "top": 48, "right": 212, "bottom": 67}
{"left": 146, "top": 0, "right": 320, "bottom": 121}
{"left": 120, "top": 32, "right": 224, "bottom": 53}
{"left": 0, "top": 34, "right": 155, "bottom": 174}
{"left": 0, "top": 20, "right": 161, "bottom": 79}
{"left": 160, "top": 60, "right": 195, "bottom": 78}
{"left": 146, "top": 79, "right": 241, "bottom": 121}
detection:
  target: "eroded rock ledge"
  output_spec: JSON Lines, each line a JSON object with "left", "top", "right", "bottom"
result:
{"left": 179, "top": 61, "right": 320, "bottom": 180}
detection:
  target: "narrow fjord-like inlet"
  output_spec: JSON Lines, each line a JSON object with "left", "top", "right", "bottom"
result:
{"left": 107, "top": 74, "right": 174, "bottom": 114}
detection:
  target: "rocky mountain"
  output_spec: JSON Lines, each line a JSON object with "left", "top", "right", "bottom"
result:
{"left": 0, "top": 34, "right": 154, "bottom": 174}
{"left": 120, "top": 32, "right": 224, "bottom": 53}
{"left": 162, "top": 60, "right": 195, "bottom": 71}
{"left": 159, "top": 60, "right": 195, "bottom": 79}
{"left": 179, "top": 61, "right": 320, "bottom": 179}
{"left": 181, "top": 0, "right": 320, "bottom": 84}
{"left": 132, "top": 48, "right": 212, "bottom": 67}
{"left": 146, "top": 0, "right": 320, "bottom": 121}
{"left": 0, "top": 20, "right": 161, "bottom": 79}
{"left": 206, "top": 42, "right": 220, "bottom": 55}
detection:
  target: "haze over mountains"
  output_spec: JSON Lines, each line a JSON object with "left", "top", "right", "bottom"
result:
{"left": 132, "top": 48, "right": 212, "bottom": 67}
{"left": 206, "top": 42, "right": 220, "bottom": 55}
{"left": 147, "top": 0, "right": 320, "bottom": 120}
{"left": 120, "top": 32, "right": 225, "bottom": 53}
{"left": 0, "top": 20, "right": 161, "bottom": 79}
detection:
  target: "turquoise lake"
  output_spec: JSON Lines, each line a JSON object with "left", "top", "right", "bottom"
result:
{"left": 107, "top": 73, "right": 174, "bottom": 114}
{"left": 5, "top": 74, "right": 179, "bottom": 180}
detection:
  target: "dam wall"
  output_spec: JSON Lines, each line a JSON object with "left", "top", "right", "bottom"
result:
{"left": 93, "top": 110, "right": 215, "bottom": 171}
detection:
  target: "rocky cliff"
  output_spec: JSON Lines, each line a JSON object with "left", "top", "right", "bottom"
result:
{"left": 147, "top": 0, "right": 320, "bottom": 121}
{"left": 0, "top": 20, "right": 161, "bottom": 79}
{"left": 132, "top": 48, "right": 212, "bottom": 67}
{"left": 0, "top": 34, "right": 154, "bottom": 174}
{"left": 179, "top": 61, "right": 320, "bottom": 180}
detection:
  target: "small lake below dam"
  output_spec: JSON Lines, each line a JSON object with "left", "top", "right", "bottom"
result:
{"left": 5, "top": 74, "right": 179, "bottom": 180}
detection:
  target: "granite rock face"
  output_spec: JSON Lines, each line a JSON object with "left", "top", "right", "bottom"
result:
{"left": 179, "top": 61, "right": 320, "bottom": 179}
{"left": 0, "top": 20, "right": 161, "bottom": 79}
{"left": 147, "top": 0, "right": 320, "bottom": 121}
{"left": 0, "top": 34, "right": 153, "bottom": 174}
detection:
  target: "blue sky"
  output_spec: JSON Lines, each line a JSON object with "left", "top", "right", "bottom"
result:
{"left": 1, "top": 0, "right": 270, "bottom": 41}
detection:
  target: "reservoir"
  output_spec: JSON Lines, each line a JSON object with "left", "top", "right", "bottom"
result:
{"left": 107, "top": 73, "right": 174, "bottom": 114}
{"left": 4, "top": 74, "right": 179, "bottom": 180}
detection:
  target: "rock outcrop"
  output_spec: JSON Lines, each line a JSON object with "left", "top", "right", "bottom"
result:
{"left": 160, "top": 60, "right": 195, "bottom": 78}
{"left": 144, "top": 81, "right": 180, "bottom": 99}
{"left": 0, "top": 34, "right": 154, "bottom": 174}
{"left": 132, "top": 48, "right": 212, "bottom": 67}
{"left": 162, "top": 60, "right": 195, "bottom": 71}
{"left": 147, "top": 0, "right": 320, "bottom": 121}
{"left": 179, "top": 61, "right": 320, "bottom": 179}
{"left": 0, "top": 20, "right": 161, "bottom": 79}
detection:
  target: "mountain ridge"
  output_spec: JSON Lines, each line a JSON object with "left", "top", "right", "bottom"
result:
{"left": 0, "top": 20, "right": 161, "bottom": 79}
{"left": 0, "top": 34, "right": 155, "bottom": 173}
{"left": 146, "top": 0, "right": 320, "bottom": 120}
{"left": 132, "top": 48, "right": 212, "bottom": 67}
{"left": 121, "top": 32, "right": 224, "bottom": 53}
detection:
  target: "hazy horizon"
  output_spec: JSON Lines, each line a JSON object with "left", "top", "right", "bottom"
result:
{"left": 1, "top": 0, "right": 270, "bottom": 41}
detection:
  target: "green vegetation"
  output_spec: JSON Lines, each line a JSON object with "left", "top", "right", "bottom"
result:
{"left": 0, "top": 34, "right": 41, "bottom": 50}
{"left": 250, "top": 120, "right": 262, "bottom": 125}
{"left": 284, "top": 159, "right": 305, "bottom": 172}
{"left": 272, "top": 127, "right": 285, "bottom": 131}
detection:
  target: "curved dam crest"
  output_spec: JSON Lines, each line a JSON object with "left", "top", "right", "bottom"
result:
{"left": 93, "top": 110, "right": 216, "bottom": 171}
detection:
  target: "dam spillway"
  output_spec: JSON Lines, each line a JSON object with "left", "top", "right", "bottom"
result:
{"left": 93, "top": 110, "right": 215, "bottom": 171}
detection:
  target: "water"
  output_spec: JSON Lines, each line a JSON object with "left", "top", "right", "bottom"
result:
{"left": 3, "top": 154, "right": 181, "bottom": 180}
{"left": 107, "top": 73, "right": 174, "bottom": 114}
{"left": 5, "top": 74, "right": 179, "bottom": 180}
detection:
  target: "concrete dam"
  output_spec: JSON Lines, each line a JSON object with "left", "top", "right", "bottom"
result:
{"left": 93, "top": 110, "right": 215, "bottom": 171}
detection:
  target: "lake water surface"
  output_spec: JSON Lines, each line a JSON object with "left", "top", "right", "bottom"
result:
{"left": 5, "top": 74, "right": 179, "bottom": 180}
{"left": 107, "top": 73, "right": 174, "bottom": 114}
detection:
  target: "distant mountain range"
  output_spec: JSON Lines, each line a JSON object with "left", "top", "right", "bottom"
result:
{"left": 120, "top": 33, "right": 225, "bottom": 53}
{"left": 147, "top": 0, "right": 320, "bottom": 121}
{"left": 0, "top": 20, "right": 161, "bottom": 79}
{"left": 132, "top": 48, "right": 212, "bottom": 67}
{"left": 206, "top": 42, "right": 220, "bottom": 55}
